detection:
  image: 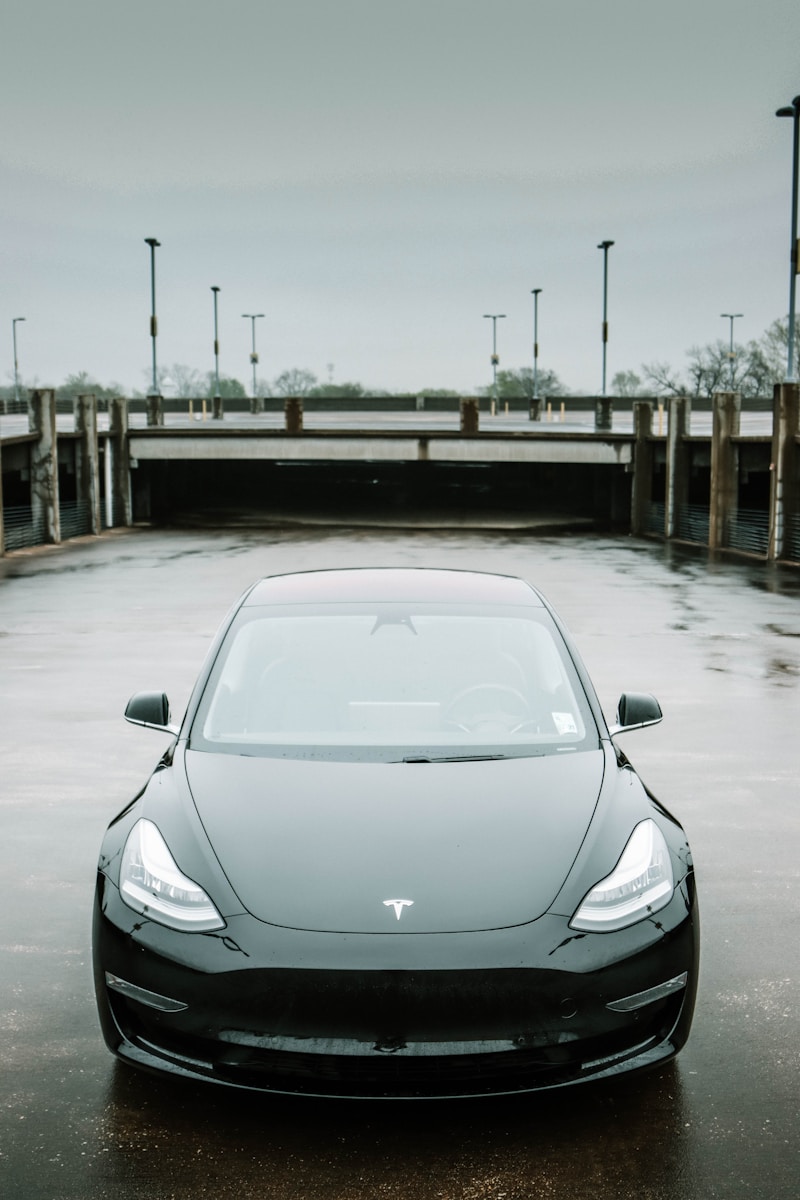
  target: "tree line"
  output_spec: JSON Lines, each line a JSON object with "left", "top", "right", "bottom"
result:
{"left": 3, "top": 316, "right": 797, "bottom": 405}
{"left": 617, "top": 317, "right": 798, "bottom": 400}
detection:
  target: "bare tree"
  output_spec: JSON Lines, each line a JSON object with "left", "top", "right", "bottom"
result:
{"left": 160, "top": 364, "right": 203, "bottom": 397}
{"left": 685, "top": 343, "right": 730, "bottom": 398}
{"left": 756, "top": 317, "right": 800, "bottom": 382}
{"left": 611, "top": 370, "right": 645, "bottom": 397}
{"left": 642, "top": 318, "right": 800, "bottom": 401}
{"left": 272, "top": 368, "right": 317, "bottom": 396}
{"left": 742, "top": 343, "right": 779, "bottom": 397}
{"left": 641, "top": 361, "right": 685, "bottom": 397}
{"left": 643, "top": 341, "right": 764, "bottom": 399}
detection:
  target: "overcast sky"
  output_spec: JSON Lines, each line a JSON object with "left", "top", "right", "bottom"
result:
{"left": 3, "top": 0, "right": 800, "bottom": 396}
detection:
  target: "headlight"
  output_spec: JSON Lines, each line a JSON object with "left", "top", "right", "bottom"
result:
{"left": 120, "top": 818, "right": 225, "bottom": 932}
{"left": 570, "top": 819, "right": 674, "bottom": 932}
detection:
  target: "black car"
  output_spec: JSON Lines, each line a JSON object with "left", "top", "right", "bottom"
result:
{"left": 93, "top": 567, "right": 698, "bottom": 1098}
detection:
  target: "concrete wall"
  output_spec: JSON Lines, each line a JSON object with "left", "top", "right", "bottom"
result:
{"left": 121, "top": 393, "right": 775, "bottom": 416}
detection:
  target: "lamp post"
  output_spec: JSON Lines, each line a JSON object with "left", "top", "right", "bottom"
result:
{"left": 483, "top": 313, "right": 506, "bottom": 407}
{"left": 144, "top": 238, "right": 160, "bottom": 398}
{"left": 720, "top": 313, "right": 743, "bottom": 390}
{"left": 242, "top": 313, "right": 264, "bottom": 405}
{"left": 597, "top": 240, "right": 614, "bottom": 396}
{"left": 776, "top": 96, "right": 800, "bottom": 382}
{"left": 530, "top": 289, "right": 542, "bottom": 417}
{"left": 12, "top": 316, "right": 25, "bottom": 407}
{"left": 211, "top": 286, "right": 221, "bottom": 417}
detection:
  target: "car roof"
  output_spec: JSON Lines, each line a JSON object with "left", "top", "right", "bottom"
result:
{"left": 243, "top": 568, "right": 543, "bottom": 608}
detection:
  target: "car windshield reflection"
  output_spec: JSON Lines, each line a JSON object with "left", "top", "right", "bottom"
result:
{"left": 190, "top": 604, "right": 598, "bottom": 761}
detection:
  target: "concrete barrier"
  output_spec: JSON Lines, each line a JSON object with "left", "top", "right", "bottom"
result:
{"left": 284, "top": 397, "right": 303, "bottom": 435}
{"left": 459, "top": 397, "right": 480, "bottom": 435}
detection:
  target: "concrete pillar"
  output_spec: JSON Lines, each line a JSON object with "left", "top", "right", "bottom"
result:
{"left": 594, "top": 396, "right": 613, "bottom": 431}
{"left": 212, "top": 396, "right": 224, "bottom": 420}
{"left": 102, "top": 431, "right": 113, "bottom": 527}
{"left": 108, "top": 398, "right": 132, "bottom": 527}
{"left": 250, "top": 395, "right": 264, "bottom": 415}
{"left": 145, "top": 394, "right": 163, "bottom": 426}
{"left": 768, "top": 382, "right": 800, "bottom": 561}
{"left": 27, "top": 388, "right": 60, "bottom": 544}
{"left": 708, "top": 391, "right": 741, "bottom": 550}
{"left": 665, "top": 396, "right": 692, "bottom": 539}
{"left": 74, "top": 394, "right": 101, "bottom": 534}
{"left": 284, "top": 397, "right": 303, "bottom": 434}
{"left": 460, "top": 397, "right": 479, "bottom": 435}
{"left": 630, "top": 402, "right": 653, "bottom": 535}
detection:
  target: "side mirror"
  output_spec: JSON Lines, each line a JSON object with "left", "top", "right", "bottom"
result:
{"left": 609, "top": 691, "right": 663, "bottom": 736}
{"left": 124, "top": 691, "right": 178, "bottom": 735}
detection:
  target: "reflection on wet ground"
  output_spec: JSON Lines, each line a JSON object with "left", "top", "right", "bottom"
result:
{"left": 1, "top": 525, "right": 798, "bottom": 1198}
{"left": 87, "top": 1063, "right": 699, "bottom": 1199}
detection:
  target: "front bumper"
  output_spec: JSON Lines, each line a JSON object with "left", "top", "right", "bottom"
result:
{"left": 93, "top": 871, "right": 698, "bottom": 1099}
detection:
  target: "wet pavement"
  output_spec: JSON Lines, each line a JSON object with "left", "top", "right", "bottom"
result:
{"left": 0, "top": 405, "right": 775, "bottom": 439}
{"left": 1, "top": 524, "right": 798, "bottom": 1199}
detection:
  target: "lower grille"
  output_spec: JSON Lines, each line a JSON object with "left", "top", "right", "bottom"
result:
{"left": 125, "top": 997, "right": 680, "bottom": 1097}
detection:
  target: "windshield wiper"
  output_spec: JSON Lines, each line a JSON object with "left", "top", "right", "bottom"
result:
{"left": 399, "top": 753, "right": 508, "bottom": 763}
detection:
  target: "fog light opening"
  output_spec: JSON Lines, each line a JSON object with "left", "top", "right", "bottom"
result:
{"left": 106, "top": 972, "right": 189, "bottom": 1013}
{"left": 605, "top": 972, "right": 688, "bottom": 1014}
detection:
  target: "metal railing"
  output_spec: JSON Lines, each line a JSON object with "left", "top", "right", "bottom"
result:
{"left": 2, "top": 506, "right": 47, "bottom": 551}
{"left": 726, "top": 509, "right": 770, "bottom": 556}
{"left": 676, "top": 505, "right": 710, "bottom": 545}
{"left": 646, "top": 501, "right": 665, "bottom": 535}
{"left": 59, "top": 499, "right": 91, "bottom": 541}
{"left": 785, "top": 513, "right": 800, "bottom": 564}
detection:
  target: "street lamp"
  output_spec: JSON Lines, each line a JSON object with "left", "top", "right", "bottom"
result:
{"left": 597, "top": 240, "right": 614, "bottom": 396}
{"left": 776, "top": 95, "right": 800, "bottom": 382}
{"left": 144, "top": 238, "right": 160, "bottom": 398}
{"left": 483, "top": 313, "right": 506, "bottom": 405}
{"left": 242, "top": 313, "right": 265, "bottom": 403}
{"left": 531, "top": 289, "right": 542, "bottom": 411}
{"left": 12, "top": 316, "right": 25, "bottom": 406}
{"left": 720, "top": 313, "right": 743, "bottom": 390}
{"left": 211, "top": 286, "right": 221, "bottom": 413}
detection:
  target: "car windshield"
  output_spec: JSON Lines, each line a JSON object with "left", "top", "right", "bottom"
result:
{"left": 189, "top": 603, "right": 599, "bottom": 761}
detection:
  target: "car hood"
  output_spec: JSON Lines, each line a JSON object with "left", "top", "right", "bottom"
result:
{"left": 184, "top": 749, "right": 605, "bottom": 933}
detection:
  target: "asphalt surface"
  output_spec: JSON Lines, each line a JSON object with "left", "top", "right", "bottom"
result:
{"left": 1, "top": 523, "right": 798, "bottom": 1199}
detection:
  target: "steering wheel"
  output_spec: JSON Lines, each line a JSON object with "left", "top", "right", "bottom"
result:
{"left": 443, "top": 683, "right": 532, "bottom": 735}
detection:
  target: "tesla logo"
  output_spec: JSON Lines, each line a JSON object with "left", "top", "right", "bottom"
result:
{"left": 383, "top": 899, "right": 414, "bottom": 921}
